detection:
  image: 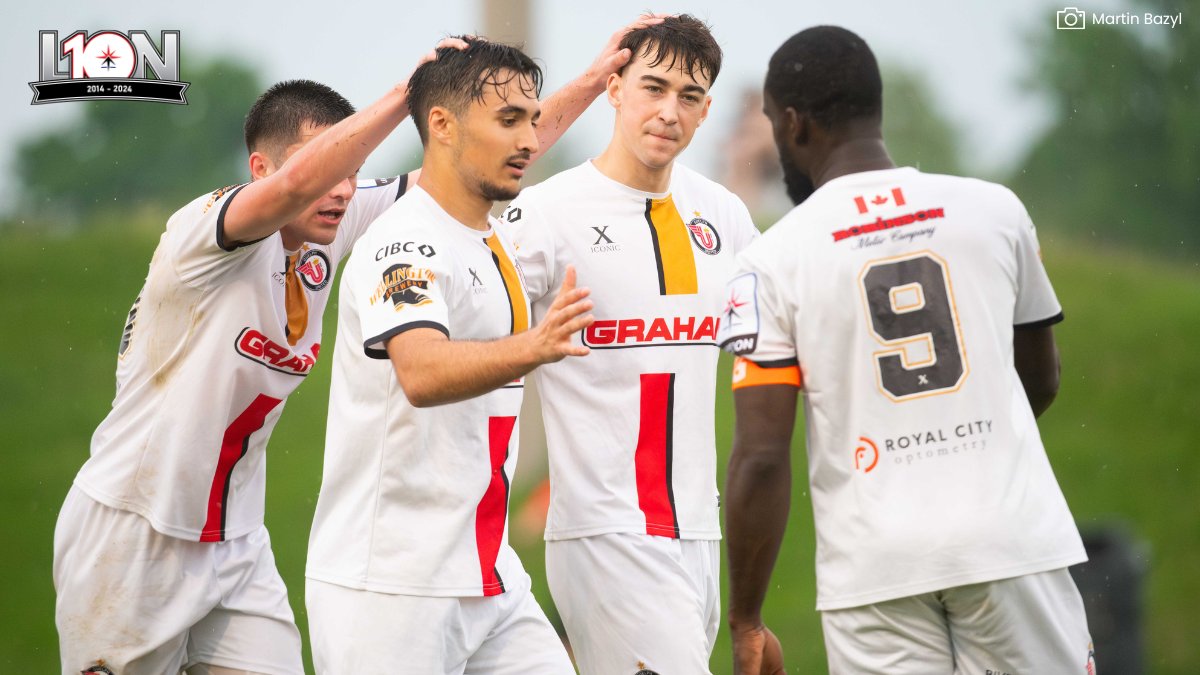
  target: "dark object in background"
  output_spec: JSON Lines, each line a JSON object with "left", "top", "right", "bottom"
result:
{"left": 1069, "top": 525, "right": 1149, "bottom": 675}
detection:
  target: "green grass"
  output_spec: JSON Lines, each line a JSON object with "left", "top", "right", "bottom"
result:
{"left": 2, "top": 219, "right": 1197, "bottom": 673}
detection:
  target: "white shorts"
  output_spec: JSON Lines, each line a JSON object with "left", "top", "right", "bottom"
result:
{"left": 546, "top": 533, "right": 721, "bottom": 675}
{"left": 54, "top": 486, "right": 303, "bottom": 675}
{"left": 821, "top": 568, "right": 1096, "bottom": 675}
{"left": 306, "top": 577, "right": 573, "bottom": 674}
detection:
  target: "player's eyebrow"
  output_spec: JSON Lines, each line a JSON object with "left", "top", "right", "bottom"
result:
{"left": 639, "top": 74, "right": 707, "bottom": 96}
{"left": 496, "top": 103, "right": 541, "bottom": 121}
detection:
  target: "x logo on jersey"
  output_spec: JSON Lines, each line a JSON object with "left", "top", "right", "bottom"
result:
{"left": 468, "top": 268, "right": 483, "bottom": 287}
{"left": 591, "top": 226, "right": 614, "bottom": 245}
{"left": 918, "top": 374, "right": 929, "bottom": 385}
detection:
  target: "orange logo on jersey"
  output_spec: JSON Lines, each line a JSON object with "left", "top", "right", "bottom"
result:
{"left": 234, "top": 328, "right": 318, "bottom": 376}
{"left": 854, "top": 436, "right": 880, "bottom": 473}
{"left": 582, "top": 316, "right": 719, "bottom": 349}
{"left": 369, "top": 263, "right": 435, "bottom": 308}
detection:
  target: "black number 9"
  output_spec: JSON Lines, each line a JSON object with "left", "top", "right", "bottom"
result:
{"left": 859, "top": 253, "right": 967, "bottom": 401}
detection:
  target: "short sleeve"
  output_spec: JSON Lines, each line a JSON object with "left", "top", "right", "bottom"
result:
{"left": 502, "top": 198, "right": 557, "bottom": 305}
{"left": 330, "top": 175, "right": 409, "bottom": 263}
{"left": 354, "top": 235, "right": 454, "bottom": 359}
{"left": 717, "top": 245, "right": 798, "bottom": 365}
{"left": 1011, "top": 199, "right": 1063, "bottom": 328}
{"left": 166, "top": 184, "right": 259, "bottom": 288}
{"left": 728, "top": 194, "right": 762, "bottom": 255}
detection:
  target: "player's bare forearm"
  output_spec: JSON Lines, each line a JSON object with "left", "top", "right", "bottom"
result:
{"left": 726, "top": 384, "right": 797, "bottom": 632}
{"left": 531, "top": 13, "right": 668, "bottom": 162}
{"left": 224, "top": 39, "right": 467, "bottom": 244}
{"left": 1013, "top": 325, "right": 1060, "bottom": 417}
{"left": 387, "top": 266, "right": 593, "bottom": 408}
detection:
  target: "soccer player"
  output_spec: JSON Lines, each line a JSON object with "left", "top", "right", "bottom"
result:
{"left": 53, "top": 35, "right": 632, "bottom": 675}
{"left": 719, "top": 26, "right": 1094, "bottom": 675}
{"left": 304, "top": 27, "right": 661, "bottom": 672}
{"left": 503, "top": 15, "right": 760, "bottom": 674}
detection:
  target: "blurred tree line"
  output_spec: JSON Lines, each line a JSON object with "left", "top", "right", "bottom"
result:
{"left": 1011, "top": 0, "right": 1199, "bottom": 258}
{"left": 16, "top": 58, "right": 260, "bottom": 225}
{"left": 13, "top": 5, "right": 1198, "bottom": 258}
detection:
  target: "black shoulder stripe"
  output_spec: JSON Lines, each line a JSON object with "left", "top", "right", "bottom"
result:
{"left": 395, "top": 173, "right": 410, "bottom": 201}
{"left": 214, "top": 184, "right": 252, "bottom": 252}
{"left": 1014, "top": 312, "right": 1064, "bottom": 330}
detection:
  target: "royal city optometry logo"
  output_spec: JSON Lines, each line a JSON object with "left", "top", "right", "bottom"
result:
{"left": 29, "top": 30, "right": 189, "bottom": 104}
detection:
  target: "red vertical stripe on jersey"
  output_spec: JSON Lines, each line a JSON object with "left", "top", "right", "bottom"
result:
{"left": 854, "top": 196, "right": 869, "bottom": 214}
{"left": 634, "top": 373, "right": 680, "bottom": 538}
{"left": 201, "top": 394, "right": 283, "bottom": 542}
{"left": 892, "top": 187, "right": 906, "bottom": 206}
{"left": 476, "top": 416, "right": 516, "bottom": 596}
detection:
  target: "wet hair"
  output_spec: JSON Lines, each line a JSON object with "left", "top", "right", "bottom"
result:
{"left": 765, "top": 26, "right": 882, "bottom": 129}
{"left": 243, "top": 79, "right": 355, "bottom": 160}
{"left": 407, "top": 36, "right": 543, "bottom": 145}
{"left": 618, "top": 14, "right": 723, "bottom": 87}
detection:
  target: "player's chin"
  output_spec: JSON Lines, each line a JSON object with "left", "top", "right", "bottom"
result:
{"left": 305, "top": 213, "right": 343, "bottom": 244}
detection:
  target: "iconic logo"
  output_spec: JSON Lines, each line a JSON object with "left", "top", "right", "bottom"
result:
{"left": 30, "top": 30, "right": 188, "bottom": 104}
{"left": 833, "top": 207, "right": 945, "bottom": 243}
{"left": 589, "top": 225, "right": 621, "bottom": 253}
{"left": 504, "top": 206, "right": 522, "bottom": 223}
{"left": 371, "top": 263, "right": 435, "bottom": 308}
{"left": 854, "top": 436, "right": 880, "bottom": 473}
{"left": 468, "top": 267, "right": 484, "bottom": 287}
{"left": 374, "top": 241, "right": 436, "bottom": 261}
{"left": 686, "top": 217, "right": 721, "bottom": 255}
{"left": 592, "top": 226, "right": 614, "bottom": 245}
{"left": 296, "top": 249, "right": 331, "bottom": 291}
{"left": 853, "top": 187, "right": 906, "bottom": 214}
{"left": 582, "top": 315, "right": 719, "bottom": 349}
{"left": 234, "top": 328, "right": 318, "bottom": 376}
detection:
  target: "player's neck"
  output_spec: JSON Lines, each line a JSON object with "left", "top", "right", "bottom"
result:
{"left": 417, "top": 161, "right": 493, "bottom": 231}
{"left": 813, "top": 138, "right": 895, "bottom": 189}
{"left": 593, "top": 143, "right": 673, "bottom": 194}
{"left": 279, "top": 225, "right": 304, "bottom": 252}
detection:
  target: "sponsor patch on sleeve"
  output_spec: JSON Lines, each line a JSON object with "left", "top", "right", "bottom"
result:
{"left": 716, "top": 272, "right": 760, "bottom": 356}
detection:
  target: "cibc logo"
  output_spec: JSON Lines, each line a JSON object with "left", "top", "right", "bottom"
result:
{"left": 30, "top": 30, "right": 189, "bottom": 104}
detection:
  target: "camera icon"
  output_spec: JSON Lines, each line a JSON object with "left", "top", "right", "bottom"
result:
{"left": 1057, "top": 6, "right": 1087, "bottom": 29}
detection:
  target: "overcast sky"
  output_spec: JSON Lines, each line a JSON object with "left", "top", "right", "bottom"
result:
{"left": 3, "top": 0, "right": 1155, "bottom": 211}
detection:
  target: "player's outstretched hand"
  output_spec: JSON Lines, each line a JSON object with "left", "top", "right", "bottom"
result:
{"left": 585, "top": 13, "right": 671, "bottom": 86}
{"left": 732, "top": 623, "right": 786, "bottom": 675}
{"left": 529, "top": 265, "right": 593, "bottom": 364}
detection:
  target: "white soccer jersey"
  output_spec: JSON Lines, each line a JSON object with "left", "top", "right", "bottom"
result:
{"left": 307, "top": 186, "right": 531, "bottom": 597}
{"left": 717, "top": 167, "right": 1086, "bottom": 610}
{"left": 74, "top": 176, "right": 407, "bottom": 542}
{"left": 505, "top": 161, "right": 759, "bottom": 541}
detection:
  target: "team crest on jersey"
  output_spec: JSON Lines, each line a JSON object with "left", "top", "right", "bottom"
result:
{"left": 296, "top": 249, "right": 331, "bottom": 291}
{"left": 686, "top": 217, "right": 721, "bottom": 255}
{"left": 82, "top": 663, "right": 115, "bottom": 674}
{"left": 370, "top": 263, "right": 434, "bottom": 308}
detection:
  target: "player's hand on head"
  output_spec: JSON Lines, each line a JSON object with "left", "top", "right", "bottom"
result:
{"left": 586, "top": 13, "right": 671, "bottom": 85}
{"left": 530, "top": 265, "right": 593, "bottom": 363}
{"left": 731, "top": 623, "right": 786, "bottom": 675}
{"left": 414, "top": 36, "right": 472, "bottom": 70}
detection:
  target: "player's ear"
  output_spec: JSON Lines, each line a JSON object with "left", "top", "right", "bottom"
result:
{"left": 786, "top": 107, "right": 809, "bottom": 146}
{"left": 605, "top": 72, "right": 623, "bottom": 108}
{"left": 698, "top": 95, "right": 713, "bottom": 126}
{"left": 248, "top": 151, "right": 274, "bottom": 181}
{"left": 427, "top": 106, "right": 455, "bottom": 147}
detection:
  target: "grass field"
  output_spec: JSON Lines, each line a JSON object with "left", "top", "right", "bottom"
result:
{"left": 2, "top": 217, "right": 1197, "bottom": 673}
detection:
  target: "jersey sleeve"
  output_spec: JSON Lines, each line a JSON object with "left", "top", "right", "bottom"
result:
{"left": 728, "top": 193, "right": 762, "bottom": 254}
{"left": 355, "top": 233, "right": 455, "bottom": 359}
{"left": 1010, "top": 196, "right": 1063, "bottom": 328}
{"left": 502, "top": 198, "right": 557, "bottom": 305}
{"left": 166, "top": 184, "right": 260, "bottom": 288}
{"left": 717, "top": 244, "right": 798, "bottom": 366}
{"left": 331, "top": 175, "right": 409, "bottom": 263}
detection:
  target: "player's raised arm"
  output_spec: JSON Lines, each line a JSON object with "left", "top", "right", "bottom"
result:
{"left": 385, "top": 266, "right": 593, "bottom": 408}
{"left": 529, "top": 13, "right": 669, "bottom": 162}
{"left": 221, "top": 38, "right": 468, "bottom": 247}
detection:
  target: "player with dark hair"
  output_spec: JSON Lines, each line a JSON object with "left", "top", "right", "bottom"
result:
{"left": 304, "top": 20, "right": 665, "bottom": 674}
{"left": 503, "top": 14, "right": 760, "bottom": 674}
{"left": 53, "top": 31, "right": 637, "bottom": 675}
{"left": 719, "top": 25, "right": 1094, "bottom": 675}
